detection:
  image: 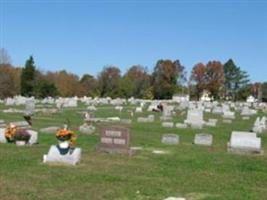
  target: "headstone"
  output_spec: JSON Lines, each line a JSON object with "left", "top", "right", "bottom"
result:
{"left": 96, "top": 127, "right": 134, "bottom": 155}
{"left": 0, "top": 120, "right": 6, "bottom": 128}
{"left": 115, "top": 106, "right": 123, "bottom": 112}
{"left": 161, "top": 134, "right": 179, "bottom": 145}
{"left": 205, "top": 121, "right": 216, "bottom": 127}
{"left": 163, "top": 197, "right": 186, "bottom": 200}
{"left": 135, "top": 107, "right": 142, "bottom": 113}
{"left": 43, "top": 145, "right": 81, "bottom": 165}
{"left": 162, "top": 105, "right": 173, "bottom": 121}
{"left": 184, "top": 109, "right": 204, "bottom": 129}
{"left": 24, "top": 99, "right": 35, "bottom": 116}
{"left": 223, "top": 119, "right": 232, "bottom": 123}
{"left": 241, "top": 107, "right": 257, "bottom": 116}
{"left": 40, "top": 126, "right": 60, "bottom": 134}
{"left": 120, "top": 119, "right": 132, "bottom": 124}
{"left": 137, "top": 116, "right": 154, "bottom": 123}
{"left": 162, "top": 122, "right": 174, "bottom": 128}
{"left": 242, "top": 116, "right": 250, "bottom": 120}
{"left": 175, "top": 123, "right": 187, "bottom": 129}
{"left": 106, "top": 117, "right": 120, "bottom": 122}
{"left": 27, "top": 130, "right": 38, "bottom": 145}
{"left": 152, "top": 150, "right": 169, "bottom": 154}
{"left": 79, "top": 124, "right": 95, "bottom": 134}
{"left": 194, "top": 134, "right": 213, "bottom": 146}
{"left": 87, "top": 106, "right": 97, "bottom": 111}
{"left": 228, "top": 131, "right": 262, "bottom": 154}
{"left": 252, "top": 116, "right": 266, "bottom": 134}
{"left": 223, "top": 111, "right": 235, "bottom": 119}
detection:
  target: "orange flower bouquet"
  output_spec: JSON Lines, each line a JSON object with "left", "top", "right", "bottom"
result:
{"left": 4, "top": 124, "right": 17, "bottom": 142}
{"left": 56, "top": 128, "right": 77, "bottom": 146}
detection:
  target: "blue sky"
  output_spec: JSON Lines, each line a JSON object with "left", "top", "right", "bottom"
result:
{"left": 1, "top": 0, "right": 266, "bottom": 82}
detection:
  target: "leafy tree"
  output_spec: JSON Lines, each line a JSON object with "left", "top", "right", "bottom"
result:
{"left": 0, "top": 64, "right": 21, "bottom": 98}
{"left": 21, "top": 56, "right": 36, "bottom": 97}
{"left": 123, "top": 65, "right": 151, "bottom": 98}
{"left": 152, "top": 59, "right": 185, "bottom": 99}
{"left": 251, "top": 82, "right": 262, "bottom": 101}
{"left": 34, "top": 71, "right": 58, "bottom": 98}
{"left": 46, "top": 70, "right": 83, "bottom": 97}
{"left": 143, "top": 86, "right": 154, "bottom": 100}
{"left": 117, "top": 76, "right": 134, "bottom": 98}
{"left": 205, "top": 61, "right": 225, "bottom": 99}
{"left": 236, "top": 84, "right": 251, "bottom": 101}
{"left": 190, "top": 63, "right": 206, "bottom": 99}
{"left": 223, "top": 59, "right": 249, "bottom": 100}
{"left": 80, "top": 74, "right": 99, "bottom": 97}
{"left": 262, "top": 82, "right": 267, "bottom": 102}
{"left": 0, "top": 65, "right": 15, "bottom": 98}
{"left": 190, "top": 61, "right": 224, "bottom": 99}
{"left": 97, "top": 66, "right": 121, "bottom": 98}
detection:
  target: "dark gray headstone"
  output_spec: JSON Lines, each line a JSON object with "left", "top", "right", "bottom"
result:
{"left": 96, "top": 127, "right": 134, "bottom": 155}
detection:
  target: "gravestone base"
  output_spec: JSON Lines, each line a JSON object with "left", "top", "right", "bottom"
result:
{"left": 40, "top": 126, "right": 60, "bottom": 134}
{"left": 0, "top": 128, "right": 37, "bottom": 145}
{"left": 0, "top": 129, "right": 7, "bottom": 143}
{"left": 227, "top": 143, "right": 263, "bottom": 155}
{"left": 43, "top": 145, "right": 81, "bottom": 165}
{"left": 96, "top": 144, "right": 135, "bottom": 156}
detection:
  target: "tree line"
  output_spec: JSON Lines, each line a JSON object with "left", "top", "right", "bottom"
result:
{"left": 0, "top": 48, "right": 266, "bottom": 101}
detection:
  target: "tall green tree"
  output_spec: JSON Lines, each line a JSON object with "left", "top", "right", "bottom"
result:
{"left": 21, "top": 56, "right": 36, "bottom": 97}
{"left": 152, "top": 59, "right": 185, "bottom": 99}
{"left": 34, "top": 71, "right": 58, "bottom": 98}
{"left": 97, "top": 66, "right": 121, "bottom": 98}
{"left": 223, "top": 59, "right": 249, "bottom": 100}
{"left": 123, "top": 65, "right": 151, "bottom": 98}
{"left": 80, "top": 74, "right": 99, "bottom": 97}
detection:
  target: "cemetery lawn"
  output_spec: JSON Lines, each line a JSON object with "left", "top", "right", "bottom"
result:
{"left": 0, "top": 104, "right": 267, "bottom": 200}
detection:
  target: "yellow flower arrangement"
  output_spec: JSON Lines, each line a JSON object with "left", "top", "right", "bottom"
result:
{"left": 4, "top": 124, "right": 17, "bottom": 142}
{"left": 56, "top": 128, "right": 77, "bottom": 146}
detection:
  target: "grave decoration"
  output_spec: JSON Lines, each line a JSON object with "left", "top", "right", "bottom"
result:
{"left": 2, "top": 123, "right": 35, "bottom": 146}
{"left": 43, "top": 127, "right": 81, "bottom": 165}
{"left": 4, "top": 123, "right": 17, "bottom": 143}
{"left": 56, "top": 127, "right": 77, "bottom": 147}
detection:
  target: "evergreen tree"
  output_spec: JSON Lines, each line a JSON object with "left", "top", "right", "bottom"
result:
{"left": 223, "top": 59, "right": 249, "bottom": 100}
{"left": 21, "top": 56, "right": 36, "bottom": 96}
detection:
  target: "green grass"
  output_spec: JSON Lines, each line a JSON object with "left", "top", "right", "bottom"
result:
{"left": 0, "top": 103, "right": 267, "bottom": 200}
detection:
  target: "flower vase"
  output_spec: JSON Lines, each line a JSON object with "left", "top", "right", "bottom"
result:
{"left": 58, "top": 140, "right": 70, "bottom": 149}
